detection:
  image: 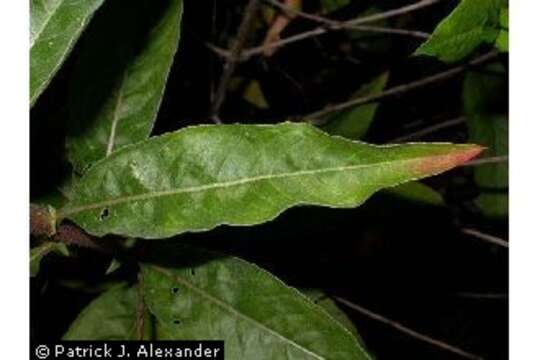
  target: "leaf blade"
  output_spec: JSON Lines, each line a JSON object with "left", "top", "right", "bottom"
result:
{"left": 62, "top": 123, "right": 482, "bottom": 239}
{"left": 30, "top": 0, "right": 105, "bottom": 105}
{"left": 66, "top": 0, "right": 184, "bottom": 173}
{"left": 142, "top": 246, "right": 371, "bottom": 359}
{"left": 414, "top": 0, "right": 502, "bottom": 63}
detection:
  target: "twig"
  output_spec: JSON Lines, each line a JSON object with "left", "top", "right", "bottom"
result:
{"left": 461, "top": 228, "right": 509, "bottom": 248}
{"left": 263, "top": 0, "right": 430, "bottom": 39}
{"left": 334, "top": 296, "right": 484, "bottom": 360}
{"left": 390, "top": 116, "right": 466, "bottom": 143}
{"left": 306, "top": 51, "right": 499, "bottom": 122}
{"left": 347, "top": 0, "right": 443, "bottom": 26}
{"left": 233, "top": 0, "right": 440, "bottom": 59}
{"left": 462, "top": 155, "right": 508, "bottom": 166}
{"left": 136, "top": 271, "right": 146, "bottom": 340}
{"left": 455, "top": 292, "right": 508, "bottom": 300}
{"left": 209, "top": 0, "right": 261, "bottom": 123}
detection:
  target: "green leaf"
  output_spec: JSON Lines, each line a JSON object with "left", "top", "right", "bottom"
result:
{"left": 468, "top": 114, "right": 508, "bottom": 217}
{"left": 243, "top": 80, "right": 270, "bottom": 109}
{"left": 414, "top": 0, "right": 502, "bottom": 63}
{"left": 383, "top": 182, "right": 444, "bottom": 206}
{"left": 499, "top": 7, "right": 508, "bottom": 29}
{"left": 321, "top": 73, "right": 389, "bottom": 140}
{"left": 464, "top": 65, "right": 508, "bottom": 218}
{"left": 66, "top": 0, "right": 184, "bottom": 174}
{"left": 142, "top": 247, "right": 371, "bottom": 359}
{"left": 495, "top": 7, "right": 508, "bottom": 52}
{"left": 495, "top": 30, "right": 508, "bottom": 52}
{"left": 60, "top": 123, "right": 483, "bottom": 239}
{"left": 63, "top": 284, "right": 151, "bottom": 340}
{"left": 30, "top": 242, "right": 69, "bottom": 277}
{"left": 30, "top": 0, "right": 105, "bottom": 106}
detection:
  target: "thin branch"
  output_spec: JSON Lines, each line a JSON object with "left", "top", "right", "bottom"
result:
{"left": 263, "top": 0, "right": 430, "bottom": 39}
{"left": 306, "top": 51, "right": 499, "bottom": 122}
{"left": 461, "top": 228, "right": 509, "bottom": 248}
{"left": 209, "top": 0, "right": 261, "bottom": 123}
{"left": 390, "top": 116, "right": 466, "bottom": 143}
{"left": 136, "top": 271, "right": 146, "bottom": 340}
{"left": 347, "top": 0, "right": 443, "bottom": 26}
{"left": 233, "top": 0, "right": 440, "bottom": 59}
{"left": 334, "top": 296, "right": 484, "bottom": 360}
{"left": 462, "top": 155, "right": 508, "bottom": 166}
{"left": 455, "top": 292, "right": 508, "bottom": 300}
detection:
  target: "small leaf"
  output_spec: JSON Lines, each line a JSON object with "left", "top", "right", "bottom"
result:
{"left": 30, "top": 0, "right": 105, "bottom": 106}
{"left": 30, "top": 242, "right": 69, "bottom": 277}
{"left": 61, "top": 123, "right": 482, "bottom": 239}
{"left": 495, "top": 30, "right": 508, "bottom": 52}
{"left": 142, "top": 246, "right": 371, "bottom": 359}
{"left": 66, "top": 0, "right": 184, "bottom": 174}
{"left": 321, "top": 72, "right": 389, "bottom": 140}
{"left": 464, "top": 65, "right": 508, "bottom": 218}
{"left": 414, "top": 0, "right": 503, "bottom": 63}
{"left": 63, "top": 284, "right": 151, "bottom": 340}
{"left": 243, "top": 80, "right": 270, "bottom": 109}
{"left": 105, "top": 258, "right": 122, "bottom": 275}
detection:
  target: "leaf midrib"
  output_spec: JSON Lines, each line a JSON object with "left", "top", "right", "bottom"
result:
{"left": 30, "top": 0, "right": 63, "bottom": 49}
{"left": 60, "top": 156, "right": 428, "bottom": 217}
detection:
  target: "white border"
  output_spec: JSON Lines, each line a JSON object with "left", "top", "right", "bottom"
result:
{"left": 0, "top": 0, "right": 29, "bottom": 357}
{"left": 510, "top": 0, "right": 540, "bottom": 359}
{"left": 0, "top": 0, "right": 536, "bottom": 358}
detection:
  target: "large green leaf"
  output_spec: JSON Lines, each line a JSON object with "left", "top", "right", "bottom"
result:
{"left": 321, "top": 72, "right": 389, "bottom": 140}
{"left": 464, "top": 65, "right": 508, "bottom": 218}
{"left": 60, "top": 123, "right": 482, "bottom": 239}
{"left": 414, "top": 0, "right": 503, "bottom": 63}
{"left": 142, "top": 246, "right": 372, "bottom": 359}
{"left": 66, "top": 0, "right": 183, "bottom": 174}
{"left": 63, "top": 284, "right": 151, "bottom": 340}
{"left": 30, "top": 0, "right": 105, "bottom": 106}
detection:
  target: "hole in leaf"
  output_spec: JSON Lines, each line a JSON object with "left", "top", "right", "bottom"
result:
{"left": 100, "top": 208, "right": 109, "bottom": 221}
{"left": 171, "top": 287, "right": 180, "bottom": 295}
{"left": 173, "top": 319, "right": 181, "bottom": 325}
{"left": 191, "top": 269, "right": 196, "bottom": 276}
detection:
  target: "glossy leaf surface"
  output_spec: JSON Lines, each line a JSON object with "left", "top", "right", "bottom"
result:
{"left": 66, "top": 0, "right": 183, "bottom": 174}
{"left": 61, "top": 123, "right": 482, "bottom": 239}
{"left": 30, "top": 0, "right": 105, "bottom": 105}
{"left": 142, "top": 246, "right": 371, "bottom": 359}
{"left": 415, "top": 0, "right": 502, "bottom": 63}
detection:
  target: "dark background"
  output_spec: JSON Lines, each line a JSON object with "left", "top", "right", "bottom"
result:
{"left": 31, "top": 0, "right": 508, "bottom": 359}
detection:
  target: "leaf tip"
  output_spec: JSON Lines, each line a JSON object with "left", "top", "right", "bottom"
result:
{"left": 414, "top": 144, "right": 485, "bottom": 175}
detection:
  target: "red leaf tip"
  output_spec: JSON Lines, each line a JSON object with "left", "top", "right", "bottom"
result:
{"left": 413, "top": 144, "right": 485, "bottom": 175}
